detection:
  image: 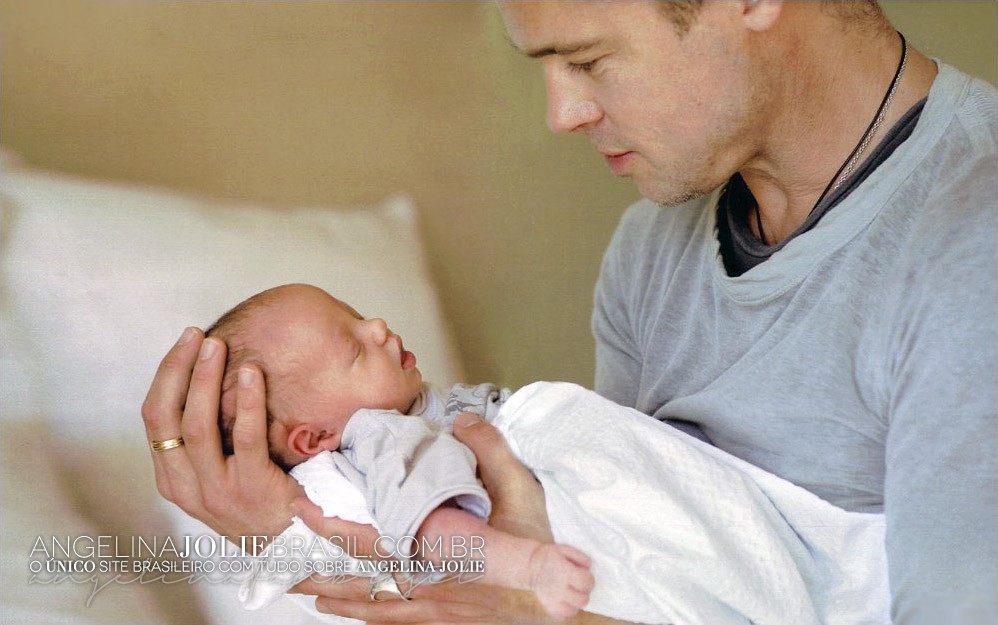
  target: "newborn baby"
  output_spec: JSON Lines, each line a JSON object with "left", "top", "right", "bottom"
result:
{"left": 207, "top": 283, "right": 593, "bottom": 619}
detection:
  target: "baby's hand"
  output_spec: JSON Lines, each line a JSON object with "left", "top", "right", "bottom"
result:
{"left": 527, "top": 543, "right": 595, "bottom": 621}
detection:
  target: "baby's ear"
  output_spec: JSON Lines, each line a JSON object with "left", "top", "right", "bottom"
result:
{"left": 287, "top": 424, "right": 341, "bottom": 458}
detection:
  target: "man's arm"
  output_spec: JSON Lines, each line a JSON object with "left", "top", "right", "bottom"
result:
{"left": 883, "top": 338, "right": 997, "bottom": 622}
{"left": 881, "top": 177, "right": 998, "bottom": 623}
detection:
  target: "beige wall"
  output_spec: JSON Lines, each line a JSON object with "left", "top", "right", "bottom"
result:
{"left": 2, "top": 1, "right": 995, "bottom": 390}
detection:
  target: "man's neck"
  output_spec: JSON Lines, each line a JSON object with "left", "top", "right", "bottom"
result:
{"left": 739, "top": 18, "right": 937, "bottom": 244}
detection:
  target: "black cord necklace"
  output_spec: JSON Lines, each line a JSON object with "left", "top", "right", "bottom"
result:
{"left": 755, "top": 31, "right": 908, "bottom": 246}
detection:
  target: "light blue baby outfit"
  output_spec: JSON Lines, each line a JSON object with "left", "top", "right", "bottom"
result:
{"left": 333, "top": 382, "right": 510, "bottom": 558}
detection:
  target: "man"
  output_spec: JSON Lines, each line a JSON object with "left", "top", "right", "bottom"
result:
{"left": 142, "top": 1, "right": 996, "bottom": 623}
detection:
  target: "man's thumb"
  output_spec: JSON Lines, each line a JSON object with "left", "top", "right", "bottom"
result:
{"left": 453, "top": 412, "right": 531, "bottom": 496}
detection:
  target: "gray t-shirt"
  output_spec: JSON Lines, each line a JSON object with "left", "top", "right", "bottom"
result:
{"left": 592, "top": 63, "right": 996, "bottom": 624}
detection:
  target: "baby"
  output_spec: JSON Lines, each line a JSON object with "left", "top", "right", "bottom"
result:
{"left": 207, "top": 283, "right": 593, "bottom": 620}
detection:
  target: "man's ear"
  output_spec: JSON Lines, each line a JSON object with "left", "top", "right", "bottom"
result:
{"left": 743, "top": 0, "right": 783, "bottom": 32}
{"left": 287, "top": 423, "right": 341, "bottom": 458}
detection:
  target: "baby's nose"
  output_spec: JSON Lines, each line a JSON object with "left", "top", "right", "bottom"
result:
{"left": 367, "top": 318, "right": 390, "bottom": 343}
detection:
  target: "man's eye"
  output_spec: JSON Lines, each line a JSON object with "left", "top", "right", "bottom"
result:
{"left": 567, "top": 59, "right": 598, "bottom": 74}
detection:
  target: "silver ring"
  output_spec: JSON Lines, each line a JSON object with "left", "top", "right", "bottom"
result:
{"left": 369, "top": 572, "right": 408, "bottom": 602}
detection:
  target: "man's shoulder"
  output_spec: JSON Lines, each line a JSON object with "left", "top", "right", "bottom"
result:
{"left": 951, "top": 67, "right": 997, "bottom": 153}
{"left": 884, "top": 65, "right": 996, "bottom": 247}
{"left": 875, "top": 67, "right": 997, "bottom": 308}
{"left": 914, "top": 71, "right": 995, "bottom": 232}
{"left": 921, "top": 64, "right": 995, "bottom": 168}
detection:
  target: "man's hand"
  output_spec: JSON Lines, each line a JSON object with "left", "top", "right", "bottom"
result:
{"left": 141, "top": 328, "right": 300, "bottom": 541}
{"left": 291, "top": 496, "right": 546, "bottom": 624}
{"left": 451, "top": 411, "right": 553, "bottom": 543}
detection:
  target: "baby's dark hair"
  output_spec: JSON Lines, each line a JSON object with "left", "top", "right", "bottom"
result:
{"left": 205, "top": 287, "right": 295, "bottom": 472}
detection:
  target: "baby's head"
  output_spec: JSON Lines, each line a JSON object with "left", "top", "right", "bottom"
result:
{"left": 207, "top": 284, "right": 423, "bottom": 471}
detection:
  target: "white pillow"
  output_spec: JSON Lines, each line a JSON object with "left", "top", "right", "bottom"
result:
{"left": 0, "top": 166, "right": 463, "bottom": 442}
{"left": 0, "top": 420, "right": 173, "bottom": 625}
{"left": 0, "top": 162, "right": 465, "bottom": 624}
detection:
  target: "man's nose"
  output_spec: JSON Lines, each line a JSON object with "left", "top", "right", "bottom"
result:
{"left": 545, "top": 69, "right": 602, "bottom": 134}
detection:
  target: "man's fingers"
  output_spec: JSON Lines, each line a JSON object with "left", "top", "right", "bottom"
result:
{"left": 142, "top": 327, "right": 202, "bottom": 440}
{"left": 293, "top": 497, "right": 329, "bottom": 529}
{"left": 293, "top": 497, "right": 383, "bottom": 559}
{"left": 312, "top": 580, "right": 508, "bottom": 622}
{"left": 313, "top": 596, "right": 486, "bottom": 622}
{"left": 313, "top": 598, "right": 410, "bottom": 619}
{"left": 227, "top": 364, "right": 302, "bottom": 535}
{"left": 142, "top": 331, "right": 298, "bottom": 537}
{"left": 230, "top": 364, "right": 272, "bottom": 470}
{"left": 453, "top": 413, "right": 553, "bottom": 542}
{"left": 299, "top": 576, "right": 535, "bottom": 624}
{"left": 291, "top": 575, "right": 368, "bottom": 601}
{"left": 142, "top": 328, "right": 204, "bottom": 504}
{"left": 181, "top": 337, "right": 227, "bottom": 485}
{"left": 452, "top": 413, "right": 536, "bottom": 498}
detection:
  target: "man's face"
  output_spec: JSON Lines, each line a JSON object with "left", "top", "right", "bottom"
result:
{"left": 261, "top": 288, "right": 424, "bottom": 430}
{"left": 500, "top": 0, "right": 762, "bottom": 205}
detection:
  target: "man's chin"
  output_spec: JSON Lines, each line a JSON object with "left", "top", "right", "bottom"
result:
{"left": 656, "top": 191, "right": 710, "bottom": 208}
{"left": 637, "top": 179, "right": 710, "bottom": 207}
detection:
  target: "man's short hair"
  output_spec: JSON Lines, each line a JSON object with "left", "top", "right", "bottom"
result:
{"left": 657, "top": 1, "right": 885, "bottom": 37}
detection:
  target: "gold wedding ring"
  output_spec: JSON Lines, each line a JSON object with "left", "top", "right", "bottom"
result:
{"left": 150, "top": 436, "right": 185, "bottom": 452}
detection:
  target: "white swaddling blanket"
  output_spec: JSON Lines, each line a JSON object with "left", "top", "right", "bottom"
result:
{"left": 238, "top": 454, "right": 381, "bottom": 624}
{"left": 241, "top": 381, "right": 889, "bottom": 624}
{"left": 493, "top": 382, "right": 889, "bottom": 625}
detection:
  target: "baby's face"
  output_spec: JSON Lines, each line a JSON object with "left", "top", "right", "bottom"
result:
{"left": 252, "top": 286, "right": 423, "bottom": 457}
